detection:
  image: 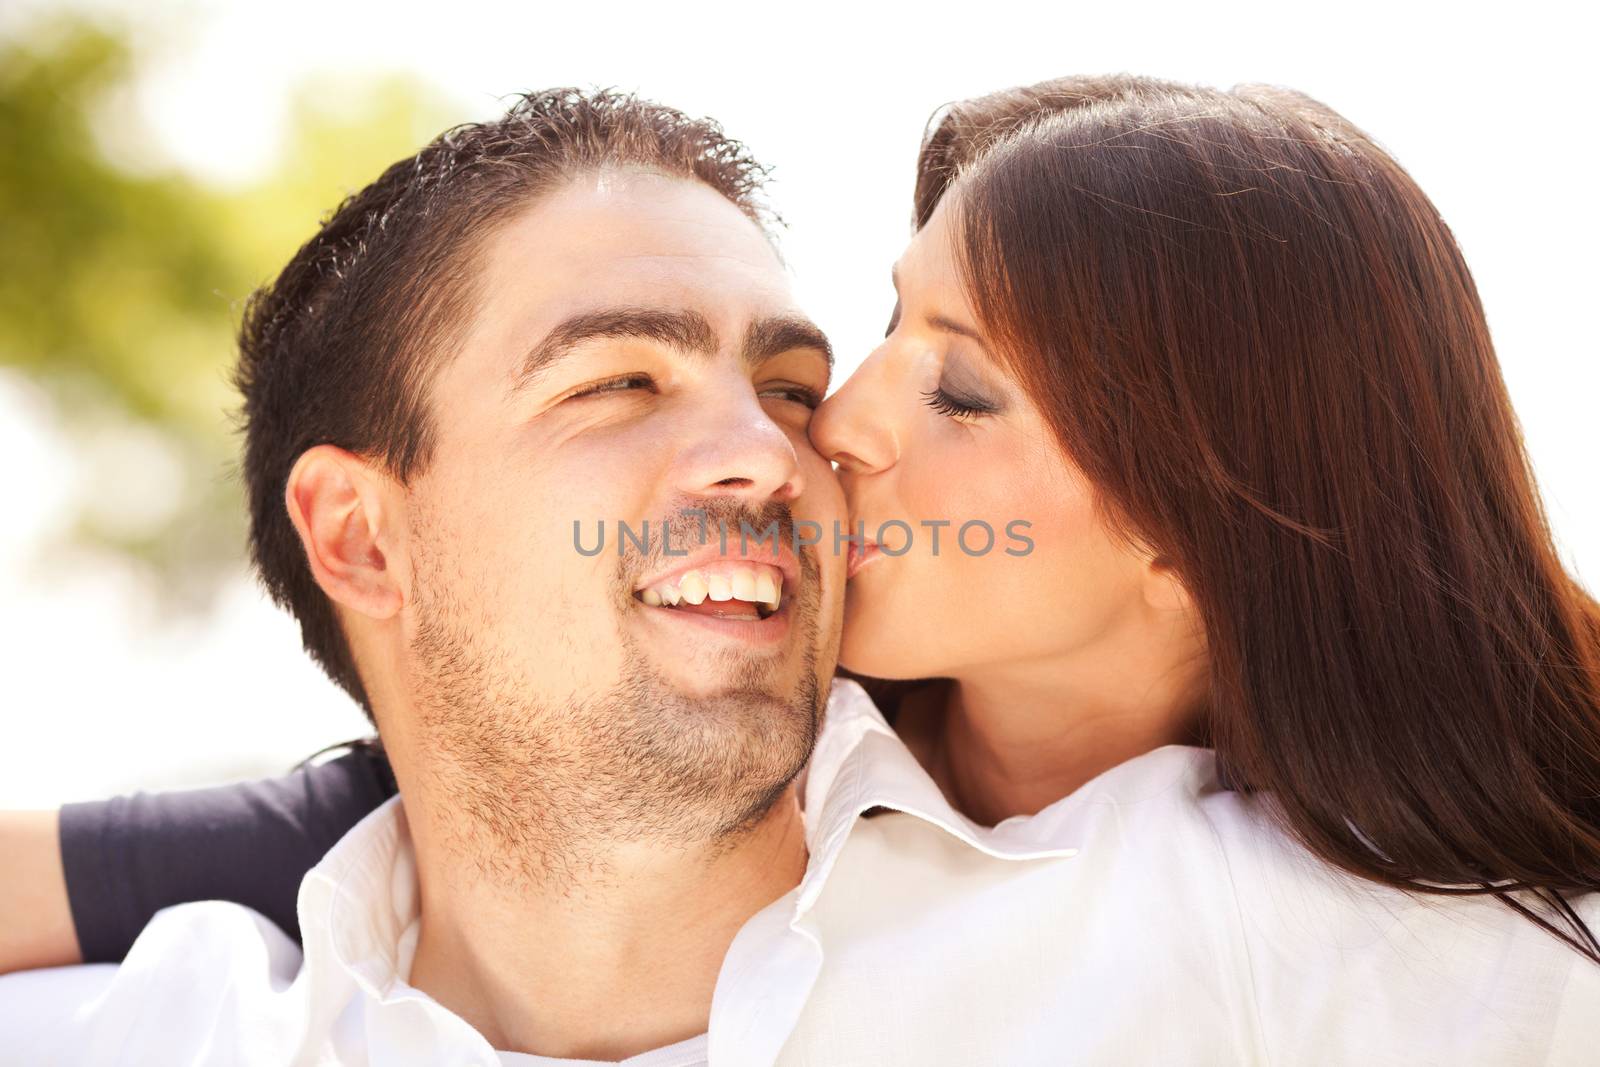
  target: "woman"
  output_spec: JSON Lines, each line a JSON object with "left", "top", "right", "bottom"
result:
{"left": 3, "top": 70, "right": 1598, "bottom": 1032}
{"left": 821, "top": 74, "right": 1600, "bottom": 966}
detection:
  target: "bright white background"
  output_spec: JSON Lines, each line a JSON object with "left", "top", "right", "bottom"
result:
{"left": 2, "top": 0, "right": 1596, "bottom": 806}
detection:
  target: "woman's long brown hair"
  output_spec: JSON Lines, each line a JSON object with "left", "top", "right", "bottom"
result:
{"left": 914, "top": 74, "right": 1600, "bottom": 962}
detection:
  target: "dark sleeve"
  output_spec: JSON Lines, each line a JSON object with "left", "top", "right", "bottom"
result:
{"left": 57, "top": 741, "right": 397, "bottom": 963}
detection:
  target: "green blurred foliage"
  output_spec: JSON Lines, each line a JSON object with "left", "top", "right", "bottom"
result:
{"left": 0, "top": 17, "right": 459, "bottom": 607}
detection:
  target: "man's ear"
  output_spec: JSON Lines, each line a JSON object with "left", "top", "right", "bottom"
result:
{"left": 284, "top": 444, "right": 404, "bottom": 620}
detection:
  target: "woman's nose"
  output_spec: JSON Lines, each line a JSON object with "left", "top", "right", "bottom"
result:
{"left": 809, "top": 350, "right": 900, "bottom": 476}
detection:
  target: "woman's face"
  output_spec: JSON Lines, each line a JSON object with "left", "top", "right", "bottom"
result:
{"left": 808, "top": 196, "right": 1168, "bottom": 681}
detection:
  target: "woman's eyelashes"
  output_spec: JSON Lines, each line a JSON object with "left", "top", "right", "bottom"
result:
{"left": 922, "top": 384, "right": 999, "bottom": 419}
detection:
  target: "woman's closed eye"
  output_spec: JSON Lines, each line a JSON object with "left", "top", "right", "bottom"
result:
{"left": 922, "top": 384, "right": 999, "bottom": 420}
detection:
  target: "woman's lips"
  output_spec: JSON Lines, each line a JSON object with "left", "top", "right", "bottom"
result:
{"left": 846, "top": 540, "right": 883, "bottom": 580}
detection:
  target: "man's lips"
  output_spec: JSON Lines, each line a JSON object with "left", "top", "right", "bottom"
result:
{"left": 633, "top": 586, "right": 794, "bottom": 647}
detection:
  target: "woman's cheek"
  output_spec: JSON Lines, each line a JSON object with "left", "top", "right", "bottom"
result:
{"left": 839, "top": 551, "right": 952, "bottom": 679}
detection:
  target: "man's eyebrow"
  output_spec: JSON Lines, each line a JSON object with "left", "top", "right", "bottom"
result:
{"left": 742, "top": 315, "right": 832, "bottom": 371}
{"left": 512, "top": 307, "right": 717, "bottom": 392}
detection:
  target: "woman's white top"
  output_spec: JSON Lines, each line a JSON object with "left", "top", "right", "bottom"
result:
{"left": 777, "top": 680, "right": 1600, "bottom": 1065}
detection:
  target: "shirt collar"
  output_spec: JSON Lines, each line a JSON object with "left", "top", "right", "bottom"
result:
{"left": 795, "top": 678, "right": 1079, "bottom": 913}
{"left": 296, "top": 794, "right": 496, "bottom": 1063}
{"left": 298, "top": 795, "right": 417, "bottom": 999}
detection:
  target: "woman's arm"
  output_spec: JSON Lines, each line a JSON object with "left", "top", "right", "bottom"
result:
{"left": 0, "top": 742, "right": 396, "bottom": 972}
{"left": 0, "top": 810, "right": 81, "bottom": 973}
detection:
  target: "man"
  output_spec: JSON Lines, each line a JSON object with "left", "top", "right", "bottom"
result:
{"left": 4, "top": 87, "right": 851, "bottom": 1064}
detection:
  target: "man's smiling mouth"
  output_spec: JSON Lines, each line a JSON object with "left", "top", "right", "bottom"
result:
{"left": 634, "top": 560, "right": 783, "bottom": 621}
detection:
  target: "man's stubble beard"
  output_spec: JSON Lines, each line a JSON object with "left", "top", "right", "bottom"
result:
{"left": 404, "top": 525, "right": 826, "bottom": 893}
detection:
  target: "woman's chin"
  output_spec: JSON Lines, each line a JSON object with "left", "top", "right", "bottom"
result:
{"left": 839, "top": 587, "right": 953, "bottom": 679}
{"left": 838, "top": 628, "right": 938, "bottom": 682}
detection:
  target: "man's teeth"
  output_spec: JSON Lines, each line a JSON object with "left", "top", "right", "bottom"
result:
{"left": 679, "top": 571, "right": 709, "bottom": 605}
{"left": 637, "top": 565, "right": 782, "bottom": 612}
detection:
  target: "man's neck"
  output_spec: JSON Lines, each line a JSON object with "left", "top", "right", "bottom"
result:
{"left": 406, "top": 784, "right": 809, "bottom": 1060}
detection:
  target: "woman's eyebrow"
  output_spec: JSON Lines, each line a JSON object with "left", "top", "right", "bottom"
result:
{"left": 926, "top": 313, "right": 986, "bottom": 347}
{"left": 890, "top": 264, "right": 988, "bottom": 350}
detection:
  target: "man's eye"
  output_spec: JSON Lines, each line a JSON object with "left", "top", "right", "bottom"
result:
{"left": 759, "top": 384, "right": 823, "bottom": 409}
{"left": 567, "top": 373, "right": 655, "bottom": 399}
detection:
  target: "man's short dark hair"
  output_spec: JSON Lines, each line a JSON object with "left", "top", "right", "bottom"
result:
{"left": 231, "top": 88, "right": 775, "bottom": 719}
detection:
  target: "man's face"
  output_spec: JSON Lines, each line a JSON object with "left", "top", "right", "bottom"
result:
{"left": 389, "top": 169, "right": 845, "bottom": 866}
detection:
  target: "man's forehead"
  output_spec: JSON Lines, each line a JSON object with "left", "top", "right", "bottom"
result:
{"left": 460, "top": 171, "right": 797, "bottom": 355}
{"left": 491, "top": 170, "right": 784, "bottom": 292}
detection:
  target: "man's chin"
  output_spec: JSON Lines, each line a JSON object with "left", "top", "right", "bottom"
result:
{"left": 616, "top": 669, "right": 820, "bottom": 841}
{"left": 629, "top": 635, "right": 806, "bottom": 694}
{"left": 650, "top": 674, "right": 815, "bottom": 721}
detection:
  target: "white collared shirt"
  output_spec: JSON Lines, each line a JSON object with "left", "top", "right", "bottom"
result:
{"left": 2, "top": 678, "right": 1597, "bottom": 1065}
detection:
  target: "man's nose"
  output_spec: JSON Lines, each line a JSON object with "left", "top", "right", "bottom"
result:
{"left": 808, "top": 350, "right": 899, "bottom": 476}
{"left": 670, "top": 379, "right": 805, "bottom": 505}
